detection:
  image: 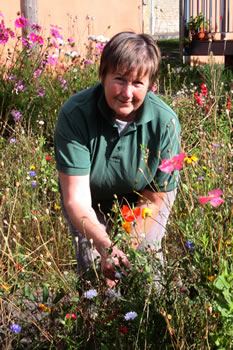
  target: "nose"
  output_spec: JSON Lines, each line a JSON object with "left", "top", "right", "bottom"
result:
{"left": 121, "top": 83, "right": 133, "bottom": 99}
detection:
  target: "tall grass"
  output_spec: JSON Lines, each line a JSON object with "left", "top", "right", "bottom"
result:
{"left": 0, "top": 12, "right": 232, "bottom": 350}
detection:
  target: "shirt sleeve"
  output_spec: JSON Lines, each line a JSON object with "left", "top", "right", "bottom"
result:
{"left": 146, "top": 115, "right": 181, "bottom": 192}
{"left": 54, "top": 107, "right": 91, "bottom": 175}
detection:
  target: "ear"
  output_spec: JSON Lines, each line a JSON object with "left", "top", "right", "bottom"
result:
{"left": 151, "top": 83, "right": 157, "bottom": 93}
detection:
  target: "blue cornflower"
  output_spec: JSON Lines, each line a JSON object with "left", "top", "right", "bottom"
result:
{"left": 29, "top": 170, "right": 36, "bottom": 176}
{"left": 10, "top": 324, "right": 21, "bottom": 333}
{"left": 124, "top": 311, "right": 138, "bottom": 321}
{"left": 83, "top": 289, "right": 97, "bottom": 299}
{"left": 185, "top": 240, "right": 195, "bottom": 252}
{"left": 31, "top": 181, "right": 37, "bottom": 187}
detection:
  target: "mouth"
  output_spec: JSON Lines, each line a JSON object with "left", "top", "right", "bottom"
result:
{"left": 118, "top": 99, "right": 132, "bottom": 105}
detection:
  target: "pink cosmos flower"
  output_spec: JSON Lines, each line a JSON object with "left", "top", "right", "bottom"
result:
{"left": 199, "top": 189, "right": 225, "bottom": 207}
{"left": 37, "top": 36, "right": 44, "bottom": 44}
{"left": 158, "top": 153, "right": 186, "bottom": 173}
{"left": 30, "top": 32, "right": 38, "bottom": 42}
{"left": 96, "top": 42, "right": 104, "bottom": 51}
{"left": 15, "top": 15, "right": 30, "bottom": 28}
{"left": 50, "top": 27, "right": 63, "bottom": 40}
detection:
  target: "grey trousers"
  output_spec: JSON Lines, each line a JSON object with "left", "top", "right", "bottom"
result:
{"left": 62, "top": 190, "right": 176, "bottom": 275}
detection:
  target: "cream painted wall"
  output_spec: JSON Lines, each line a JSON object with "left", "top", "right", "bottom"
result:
{"left": 1, "top": 0, "right": 142, "bottom": 54}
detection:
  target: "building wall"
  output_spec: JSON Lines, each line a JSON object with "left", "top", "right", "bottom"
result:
{"left": 1, "top": 0, "right": 142, "bottom": 54}
{"left": 143, "top": 0, "right": 179, "bottom": 39}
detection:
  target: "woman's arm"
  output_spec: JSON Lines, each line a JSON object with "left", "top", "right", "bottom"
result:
{"left": 59, "top": 171, "right": 131, "bottom": 280}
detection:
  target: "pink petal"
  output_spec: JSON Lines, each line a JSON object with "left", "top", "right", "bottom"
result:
{"left": 158, "top": 159, "right": 174, "bottom": 173}
{"left": 173, "top": 153, "right": 186, "bottom": 162}
{"left": 208, "top": 189, "right": 223, "bottom": 197}
{"left": 199, "top": 196, "right": 210, "bottom": 205}
{"left": 209, "top": 198, "right": 225, "bottom": 207}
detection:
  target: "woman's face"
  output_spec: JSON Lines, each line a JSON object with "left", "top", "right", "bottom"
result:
{"left": 103, "top": 68, "right": 150, "bottom": 121}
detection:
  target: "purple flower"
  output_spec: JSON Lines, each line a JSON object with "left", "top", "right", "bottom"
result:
{"left": 31, "top": 181, "right": 37, "bottom": 187}
{"left": 10, "top": 324, "right": 21, "bottom": 333}
{"left": 6, "top": 74, "right": 17, "bottom": 80}
{"left": 37, "top": 86, "right": 45, "bottom": 97}
{"left": 33, "top": 68, "right": 42, "bottom": 77}
{"left": 59, "top": 76, "right": 68, "bottom": 89}
{"left": 11, "top": 109, "right": 22, "bottom": 121}
{"left": 83, "top": 289, "right": 97, "bottom": 299}
{"left": 29, "top": 171, "right": 36, "bottom": 176}
{"left": 38, "top": 120, "right": 44, "bottom": 125}
{"left": 10, "top": 138, "right": 16, "bottom": 143}
{"left": 185, "top": 240, "right": 194, "bottom": 252}
{"left": 124, "top": 311, "right": 138, "bottom": 321}
{"left": 213, "top": 143, "right": 219, "bottom": 148}
{"left": 14, "top": 80, "right": 27, "bottom": 92}
{"left": 197, "top": 176, "right": 204, "bottom": 182}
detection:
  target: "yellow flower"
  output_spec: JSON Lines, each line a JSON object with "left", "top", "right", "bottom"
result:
{"left": 184, "top": 154, "right": 198, "bottom": 164}
{"left": 30, "top": 165, "right": 36, "bottom": 170}
{"left": 54, "top": 205, "right": 61, "bottom": 210}
{"left": 39, "top": 304, "right": 51, "bottom": 312}
{"left": 122, "top": 222, "right": 131, "bottom": 233}
{"left": 202, "top": 166, "right": 207, "bottom": 170}
{"left": 142, "top": 208, "right": 152, "bottom": 219}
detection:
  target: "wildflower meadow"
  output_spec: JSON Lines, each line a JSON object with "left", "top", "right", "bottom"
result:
{"left": 0, "top": 12, "right": 232, "bottom": 350}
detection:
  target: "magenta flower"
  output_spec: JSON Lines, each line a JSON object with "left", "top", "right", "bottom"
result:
{"left": 15, "top": 15, "right": 30, "bottom": 28}
{"left": 199, "top": 189, "right": 225, "bottom": 207}
{"left": 32, "top": 23, "right": 42, "bottom": 32}
{"left": 50, "top": 28, "right": 63, "bottom": 40}
{"left": 30, "top": 32, "right": 38, "bottom": 43}
{"left": 0, "top": 20, "right": 9, "bottom": 44}
{"left": 158, "top": 153, "right": 186, "bottom": 173}
{"left": 96, "top": 42, "right": 104, "bottom": 51}
{"left": 0, "top": 28, "right": 9, "bottom": 44}
{"left": 37, "top": 36, "right": 44, "bottom": 44}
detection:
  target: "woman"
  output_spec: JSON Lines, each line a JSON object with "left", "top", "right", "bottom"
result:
{"left": 54, "top": 32, "right": 181, "bottom": 283}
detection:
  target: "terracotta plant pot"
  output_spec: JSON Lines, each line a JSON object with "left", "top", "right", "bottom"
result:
{"left": 197, "top": 32, "right": 205, "bottom": 39}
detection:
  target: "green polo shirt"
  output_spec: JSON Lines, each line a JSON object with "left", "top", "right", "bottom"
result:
{"left": 54, "top": 83, "right": 180, "bottom": 209}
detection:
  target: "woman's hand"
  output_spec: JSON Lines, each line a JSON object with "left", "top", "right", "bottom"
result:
{"left": 100, "top": 245, "right": 131, "bottom": 281}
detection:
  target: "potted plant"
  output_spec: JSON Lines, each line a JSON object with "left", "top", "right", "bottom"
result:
{"left": 187, "top": 12, "right": 205, "bottom": 40}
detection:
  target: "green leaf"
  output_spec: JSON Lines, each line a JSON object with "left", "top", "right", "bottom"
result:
{"left": 53, "top": 290, "right": 65, "bottom": 304}
{"left": 25, "top": 283, "right": 37, "bottom": 302}
{"left": 214, "top": 276, "right": 230, "bottom": 290}
{"left": 42, "top": 285, "right": 49, "bottom": 303}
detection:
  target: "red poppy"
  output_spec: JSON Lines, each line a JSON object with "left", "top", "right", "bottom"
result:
{"left": 45, "top": 156, "right": 51, "bottom": 160}
{"left": 121, "top": 205, "right": 141, "bottom": 222}
{"left": 119, "top": 326, "right": 128, "bottom": 334}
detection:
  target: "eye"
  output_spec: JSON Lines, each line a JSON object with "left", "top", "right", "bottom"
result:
{"left": 115, "top": 76, "right": 123, "bottom": 81}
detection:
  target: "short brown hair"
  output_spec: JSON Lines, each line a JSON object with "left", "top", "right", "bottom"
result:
{"left": 99, "top": 32, "right": 161, "bottom": 89}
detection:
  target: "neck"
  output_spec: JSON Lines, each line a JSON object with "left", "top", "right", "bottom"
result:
{"left": 114, "top": 111, "right": 137, "bottom": 122}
